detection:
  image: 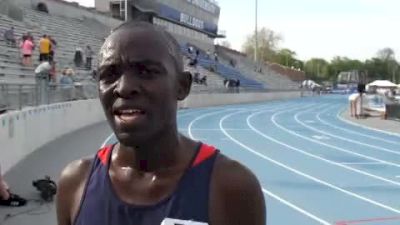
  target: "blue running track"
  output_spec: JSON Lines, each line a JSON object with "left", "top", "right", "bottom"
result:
{"left": 104, "top": 95, "right": 400, "bottom": 225}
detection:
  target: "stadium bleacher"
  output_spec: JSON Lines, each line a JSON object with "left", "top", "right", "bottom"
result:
{"left": 181, "top": 44, "right": 265, "bottom": 90}
{"left": 0, "top": 7, "right": 107, "bottom": 85}
{"left": 1, "top": 3, "right": 301, "bottom": 96}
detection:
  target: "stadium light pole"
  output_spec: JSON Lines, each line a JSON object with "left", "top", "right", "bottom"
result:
{"left": 254, "top": 0, "right": 258, "bottom": 63}
{"left": 125, "top": 0, "right": 128, "bottom": 22}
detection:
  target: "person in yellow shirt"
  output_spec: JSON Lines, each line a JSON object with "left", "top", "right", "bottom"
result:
{"left": 39, "top": 34, "right": 51, "bottom": 61}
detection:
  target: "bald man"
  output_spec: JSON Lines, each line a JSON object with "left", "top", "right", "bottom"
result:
{"left": 56, "top": 21, "right": 265, "bottom": 225}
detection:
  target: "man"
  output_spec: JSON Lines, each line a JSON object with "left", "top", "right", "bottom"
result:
{"left": 56, "top": 21, "right": 265, "bottom": 225}
{"left": 39, "top": 34, "right": 51, "bottom": 62}
{"left": 3, "top": 27, "right": 16, "bottom": 47}
{"left": 34, "top": 61, "right": 52, "bottom": 104}
{"left": 84, "top": 45, "right": 94, "bottom": 70}
{"left": 0, "top": 166, "right": 26, "bottom": 207}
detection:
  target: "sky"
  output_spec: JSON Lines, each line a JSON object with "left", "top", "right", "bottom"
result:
{"left": 65, "top": 0, "right": 400, "bottom": 61}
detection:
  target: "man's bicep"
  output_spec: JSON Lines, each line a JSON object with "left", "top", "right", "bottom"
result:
{"left": 210, "top": 158, "right": 266, "bottom": 225}
{"left": 56, "top": 159, "right": 92, "bottom": 225}
{"left": 56, "top": 175, "right": 73, "bottom": 225}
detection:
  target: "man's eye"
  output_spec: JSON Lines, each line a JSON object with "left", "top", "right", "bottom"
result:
{"left": 99, "top": 66, "right": 121, "bottom": 83}
{"left": 137, "top": 67, "right": 161, "bottom": 78}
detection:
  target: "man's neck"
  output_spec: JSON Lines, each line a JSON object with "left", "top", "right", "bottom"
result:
{"left": 113, "top": 131, "right": 188, "bottom": 173}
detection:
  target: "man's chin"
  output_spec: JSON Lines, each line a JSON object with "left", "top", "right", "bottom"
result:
{"left": 115, "top": 132, "right": 149, "bottom": 147}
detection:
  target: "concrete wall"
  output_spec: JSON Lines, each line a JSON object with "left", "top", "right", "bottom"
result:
{"left": 0, "top": 99, "right": 105, "bottom": 174}
{"left": 179, "top": 91, "right": 302, "bottom": 108}
{"left": 95, "top": 0, "right": 109, "bottom": 13}
{"left": 0, "top": 91, "right": 303, "bottom": 174}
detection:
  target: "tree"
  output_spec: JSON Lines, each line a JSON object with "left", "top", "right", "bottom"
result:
{"left": 274, "top": 48, "right": 297, "bottom": 67}
{"left": 220, "top": 40, "right": 231, "bottom": 48}
{"left": 375, "top": 48, "right": 398, "bottom": 82}
{"left": 304, "top": 58, "right": 329, "bottom": 81}
{"left": 242, "top": 27, "right": 282, "bottom": 62}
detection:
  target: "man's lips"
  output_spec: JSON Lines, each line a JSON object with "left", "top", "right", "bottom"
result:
{"left": 113, "top": 108, "right": 146, "bottom": 126}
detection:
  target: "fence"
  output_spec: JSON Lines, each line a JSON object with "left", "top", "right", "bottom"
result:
{"left": 0, "top": 81, "right": 98, "bottom": 112}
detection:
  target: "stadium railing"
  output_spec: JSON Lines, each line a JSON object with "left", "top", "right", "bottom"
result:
{"left": 0, "top": 82, "right": 98, "bottom": 112}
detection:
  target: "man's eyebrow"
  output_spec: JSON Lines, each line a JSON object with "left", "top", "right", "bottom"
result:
{"left": 128, "top": 60, "right": 165, "bottom": 68}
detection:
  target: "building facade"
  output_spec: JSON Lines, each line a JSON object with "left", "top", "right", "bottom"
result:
{"left": 95, "top": 0, "right": 222, "bottom": 50}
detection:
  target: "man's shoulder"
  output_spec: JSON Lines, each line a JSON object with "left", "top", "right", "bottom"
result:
{"left": 58, "top": 157, "right": 93, "bottom": 188}
{"left": 213, "top": 153, "right": 262, "bottom": 194}
{"left": 210, "top": 154, "right": 266, "bottom": 224}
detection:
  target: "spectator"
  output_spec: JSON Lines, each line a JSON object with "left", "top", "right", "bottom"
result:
{"left": 74, "top": 47, "right": 83, "bottom": 67}
{"left": 214, "top": 52, "right": 218, "bottom": 62}
{"left": 39, "top": 35, "right": 51, "bottom": 62}
{"left": 0, "top": 165, "right": 27, "bottom": 207}
{"left": 20, "top": 36, "right": 34, "bottom": 66}
{"left": 35, "top": 61, "right": 52, "bottom": 82}
{"left": 187, "top": 46, "right": 194, "bottom": 54}
{"left": 60, "top": 68, "right": 74, "bottom": 86}
{"left": 188, "top": 57, "right": 198, "bottom": 67}
{"left": 49, "top": 61, "right": 57, "bottom": 83}
{"left": 206, "top": 49, "right": 211, "bottom": 59}
{"left": 85, "top": 45, "right": 94, "bottom": 70}
{"left": 48, "top": 35, "right": 57, "bottom": 62}
{"left": 348, "top": 93, "right": 359, "bottom": 117}
{"left": 26, "top": 32, "right": 34, "bottom": 43}
{"left": 4, "top": 27, "right": 16, "bottom": 47}
{"left": 60, "top": 69, "right": 75, "bottom": 100}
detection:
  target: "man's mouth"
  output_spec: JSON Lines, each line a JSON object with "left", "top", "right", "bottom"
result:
{"left": 114, "top": 109, "right": 146, "bottom": 124}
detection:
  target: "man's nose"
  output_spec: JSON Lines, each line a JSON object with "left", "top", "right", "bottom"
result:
{"left": 113, "top": 72, "right": 141, "bottom": 98}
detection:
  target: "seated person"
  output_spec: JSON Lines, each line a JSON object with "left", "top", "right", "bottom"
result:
{"left": 3, "top": 27, "right": 16, "bottom": 47}
{"left": 199, "top": 75, "right": 207, "bottom": 86}
{"left": 188, "top": 57, "right": 198, "bottom": 67}
{"left": 193, "top": 72, "right": 201, "bottom": 84}
{"left": 0, "top": 166, "right": 26, "bottom": 207}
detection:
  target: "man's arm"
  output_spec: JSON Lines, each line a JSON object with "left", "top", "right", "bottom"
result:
{"left": 210, "top": 156, "right": 266, "bottom": 225}
{"left": 56, "top": 159, "right": 92, "bottom": 225}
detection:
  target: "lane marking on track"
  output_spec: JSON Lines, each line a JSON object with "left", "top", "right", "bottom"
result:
{"left": 224, "top": 110, "right": 400, "bottom": 214}
{"left": 252, "top": 107, "right": 400, "bottom": 187}
{"left": 316, "top": 105, "right": 400, "bottom": 146}
{"left": 312, "top": 135, "right": 331, "bottom": 140}
{"left": 275, "top": 106, "right": 400, "bottom": 168}
{"left": 187, "top": 108, "right": 331, "bottom": 225}
{"left": 334, "top": 216, "right": 400, "bottom": 225}
{"left": 339, "top": 162, "right": 384, "bottom": 165}
{"left": 337, "top": 108, "right": 400, "bottom": 138}
{"left": 296, "top": 106, "right": 400, "bottom": 156}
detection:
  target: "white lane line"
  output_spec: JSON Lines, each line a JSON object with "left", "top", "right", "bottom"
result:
{"left": 188, "top": 109, "right": 233, "bottom": 141}
{"left": 187, "top": 103, "right": 297, "bottom": 141}
{"left": 296, "top": 106, "right": 400, "bottom": 156}
{"left": 312, "top": 135, "right": 331, "bottom": 140}
{"left": 316, "top": 105, "right": 400, "bottom": 146}
{"left": 339, "top": 162, "right": 385, "bottom": 165}
{"left": 178, "top": 128, "right": 253, "bottom": 131}
{"left": 222, "top": 110, "right": 400, "bottom": 214}
{"left": 272, "top": 106, "right": 400, "bottom": 168}
{"left": 247, "top": 109, "right": 400, "bottom": 187}
{"left": 337, "top": 108, "right": 400, "bottom": 138}
{"left": 186, "top": 108, "right": 331, "bottom": 225}
{"left": 262, "top": 188, "right": 331, "bottom": 225}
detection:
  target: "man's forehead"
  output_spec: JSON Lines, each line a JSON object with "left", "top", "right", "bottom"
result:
{"left": 100, "top": 28, "right": 172, "bottom": 64}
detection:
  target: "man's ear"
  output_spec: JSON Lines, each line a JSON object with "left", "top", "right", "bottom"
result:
{"left": 177, "top": 71, "right": 192, "bottom": 101}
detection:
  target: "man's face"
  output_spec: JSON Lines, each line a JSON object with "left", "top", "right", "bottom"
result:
{"left": 97, "top": 27, "right": 185, "bottom": 146}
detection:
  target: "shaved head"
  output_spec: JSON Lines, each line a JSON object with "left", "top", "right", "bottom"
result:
{"left": 99, "top": 21, "right": 183, "bottom": 74}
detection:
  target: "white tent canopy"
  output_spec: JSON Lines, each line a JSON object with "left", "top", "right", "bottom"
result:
{"left": 366, "top": 80, "right": 398, "bottom": 88}
{"left": 301, "top": 80, "right": 321, "bottom": 88}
